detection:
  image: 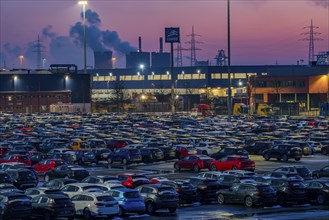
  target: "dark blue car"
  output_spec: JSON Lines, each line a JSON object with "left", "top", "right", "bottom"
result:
{"left": 107, "top": 148, "right": 142, "bottom": 165}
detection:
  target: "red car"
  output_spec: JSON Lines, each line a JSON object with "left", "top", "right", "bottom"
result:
{"left": 32, "top": 159, "right": 66, "bottom": 174}
{"left": 175, "top": 145, "right": 197, "bottom": 159}
{"left": 117, "top": 174, "right": 152, "bottom": 188}
{"left": 209, "top": 155, "right": 255, "bottom": 171}
{"left": 174, "top": 155, "right": 214, "bottom": 172}
{"left": 0, "top": 154, "right": 31, "bottom": 166}
{"left": 0, "top": 146, "right": 10, "bottom": 156}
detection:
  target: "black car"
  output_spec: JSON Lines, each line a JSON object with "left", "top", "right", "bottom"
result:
{"left": 44, "top": 165, "right": 89, "bottom": 182}
{"left": 51, "top": 153, "right": 75, "bottom": 164}
{"left": 107, "top": 148, "right": 142, "bottom": 165}
{"left": 189, "top": 177, "right": 225, "bottom": 204}
{"left": 216, "top": 183, "right": 277, "bottom": 207}
{"left": 269, "top": 178, "right": 308, "bottom": 206}
{"left": 263, "top": 144, "right": 302, "bottom": 161}
{"left": 91, "top": 148, "right": 111, "bottom": 162}
{"left": 31, "top": 194, "right": 75, "bottom": 220}
{"left": 273, "top": 166, "right": 312, "bottom": 180}
{"left": 216, "top": 174, "right": 255, "bottom": 188}
{"left": 7, "top": 168, "right": 38, "bottom": 190}
{"left": 160, "top": 180, "right": 197, "bottom": 204}
{"left": 158, "top": 146, "right": 176, "bottom": 160}
{"left": 136, "top": 184, "right": 179, "bottom": 213}
{"left": 0, "top": 192, "right": 32, "bottom": 220}
{"left": 30, "top": 153, "right": 51, "bottom": 165}
{"left": 244, "top": 141, "right": 272, "bottom": 155}
{"left": 43, "top": 178, "right": 78, "bottom": 190}
{"left": 313, "top": 165, "right": 329, "bottom": 179}
{"left": 0, "top": 171, "right": 13, "bottom": 184}
{"left": 263, "top": 171, "right": 304, "bottom": 181}
{"left": 305, "top": 179, "right": 329, "bottom": 205}
{"left": 139, "top": 148, "right": 164, "bottom": 163}
{"left": 210, "top": 147, "right": 249, "bottom": 160}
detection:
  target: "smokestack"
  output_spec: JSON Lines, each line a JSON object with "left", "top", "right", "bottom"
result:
{"left": 138, "top": 36, "right": 142, "bottom": 52}
{"left": 160, "top": 37, "right": 163, "bottom": 53}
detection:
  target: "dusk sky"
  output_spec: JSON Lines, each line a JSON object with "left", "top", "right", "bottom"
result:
{"left": 0, "top": 0, "right": 328, "bottom": 69}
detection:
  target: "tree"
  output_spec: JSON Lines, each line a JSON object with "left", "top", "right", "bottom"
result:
{"left": 109, "top": 80, "right": 127, "bottom": 113}
{"left": 184, "top": 81, "right": 195, "bottom": 112}
{"left": 156, "top": 82, "right": 169, "bottom": 113}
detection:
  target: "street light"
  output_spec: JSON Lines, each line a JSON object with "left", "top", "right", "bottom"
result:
{"left": 13, "top": 76, "right": 17, "bottom": 92}
{"left": 112, "top": 57, "right": 116, "bottom": 69}
{"left": 238, "top": 80, "right": 242, "bottom": 86}
{"left": 78, "top": 1, "right": 88, "bottom": 74}
{"left": 19, "top": 56, "right": 24, "bottom": 68}
{"left": 166, "top": 71, "right": 170, "bottom": 75}
{"left": 109, "top": 72, "right": 112, "bottom": 77}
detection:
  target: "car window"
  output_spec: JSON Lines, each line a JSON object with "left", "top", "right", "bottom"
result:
{"left": 110, "top": 191, "right": 120, "bottom": 197}
{"left": 227, "top": 157, "right": 235, "bottom": 161}
{"left": 323, "top": 166, "right": 329, "bottom": 172}
{"left": 31, "top": 196, "right": 40, "bottom": 203}
{"left": 40, "top": 197, "right": 48, "bottom": 203}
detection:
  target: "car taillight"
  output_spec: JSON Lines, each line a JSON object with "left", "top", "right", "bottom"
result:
{"left": 94, "top": 202, "right": 103, "bottom": 206}
{"left": 255, "top": 191, "right": 262, "bottom": 195}
{"left": 176, "top": 188, "right": 180, "bottom": 192}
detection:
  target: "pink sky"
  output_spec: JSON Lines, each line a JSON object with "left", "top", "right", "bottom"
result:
{"left": 0, "top": 0, "right": 328, "bottom": 69}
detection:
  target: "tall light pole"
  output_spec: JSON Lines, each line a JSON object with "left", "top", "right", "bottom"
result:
{"left": 78, "top": 1, "right": 87, "bottom": 74}
{"left": 227, "top": 0, "right": 232, "bottom": 122}
{"left": 19, "top": 56, "right": 24, "bottom": 68}
{"left": 140, "top": 64, "right": 145, "bottom": 94}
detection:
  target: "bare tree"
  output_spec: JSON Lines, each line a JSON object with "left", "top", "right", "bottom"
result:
{"left": 156, "top": 82, "right": 169, "bottom": 113}
{"left": 110, "top": 81, "right": 127, "bottom": 113}
{"left": 184, "top": 81, "right": 195, "bottom": 112}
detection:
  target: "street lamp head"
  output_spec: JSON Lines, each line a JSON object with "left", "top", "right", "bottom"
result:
{"left": 182, "top": 71, "right": 185, "bottom": 74}
{"left": 96, "top": 73, "right": 99, "bottom": 77}
{"left": 137, "top": 72, "right": 140, "bottom": 76}
{"left": 197, "top": 70, "right": 201, "bottom": 74}
{"left": 78, "top": 1, "right": 88, "bottom": 5}
{"left": 238, "top": 80, "right": 243, "bottom": 86}
{"left": 175, "top": 95, "right": 179, "bottom": 99}
{"left": 14, "top": 76, "right": 17, "bottom": 81}
{"left": 109, "top": 72, "right": 112, "bottom": 76}
{"left": 139, "top": 64, "right": 144, "bottom": 70}
{"left": 152, "top": 72, "right": 155, "bottom": 75}
{"left": 65, "top": 76, "right": 69, "bottom": 80}
{"left": 141, "top": 95, "right": 146, "bottom": 100}
{"left": 166, "top": 71, "right": 169, "bottom": 75}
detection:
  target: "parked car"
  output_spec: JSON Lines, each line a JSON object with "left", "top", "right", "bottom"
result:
{"left": 24, "top": 187, "right": 64, "bottom": 198}
{"left": 32, "top": 159, "right": 66, "bottom": 174}
{"left": 43, "top": 178, "right": 78, "bottom": 190}
{"left": 244, "top": 141, "right": 272, "bottom": 155}
{"left": 174, "top": 145, "right": 197, "bottom": 159}
{"left": 0, "top": 162, "right": 36, "bottom": 175}
{"left": 66, "top": 150, "right": 97, "bottom": 165}
{"left": 136, "top": 184, "right": 179, "bottom": 214}
{"left": 109, "top": 188, "right": 145, "bottom": 216}
{"left": 158, "top": 146, "right": 176, "bottom": 160}
{"left": 273, "top": 166, "right": 312, "bottom": 180}
{"left": 216, "top": 183, "right": 277, "bottom": 207}
{"left": 160, "top": 180, "right": 198, "bottom": 204}
{"left": 108, "top": 148, "right": 142, "bottom": 165}
{"left": 81, "top": 175, "right": 119, "bottom": 184}
{"left": 189, "top": 177, "right": 224, "bottom": 204}
{"left": 209, "top": 156, "right": 255, "bottom": 171}
{"left": 0, "top": 192, "right": 32, "bottom": 220}
{"left": 0, "top": 171, "right": 13, "bottom": 184}
{"left": 61, "top": 183, "right": 107, "bottom": 198}
{"left": 305, "top": 179, "right": 329, "bottom": 205}
{"left": 0, "top": 154, "right": 31, "bottom": 166}
{"left": 263, "top": 171, "right": 304, "bottom": 180}
{"left": 92, "top": 148, "right": 112, "bottom": 162}
{"left": 71, "top": 192, "right": 119, "bottom": 218}
{"left": 31, "top": 194, "right": 75, "bottom": 220}
{"left": 210, "top": 147, "right": 249, "bottom": 160}
{"left": 139, "top": 148, "right": 164, "bottom": 163}
{"left": 44, "top": 165, "right": 89, "bottom": 182}
{"left": 263, "top": 144, "right": 302, "bottom": 161}
{"left": 174, "top": 155, "right": 214, "bottom": 172}
{"left": 118, "top": 174, "right": 152, "bottom": 188}
{"left": 7, "top": 168, "right": 38, "bottom": 190}
{"left": 29, "top": 153, "right": 51, "bottom": 165}
{"left": 313, "top": 165, "right": 329, "bottom": 179}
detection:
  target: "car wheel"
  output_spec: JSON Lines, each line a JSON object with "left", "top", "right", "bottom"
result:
{"left": 83, "top": 208, "right": 92, "bottom": 220}
{"left": 316, "top": 193, "right": 325, "bottom": 205}
{"left": 322, "top": 149, "right": 328, "bottom": 155}
{"left": 277, "top": 194, "right": 286, "bottom": 206}
{"left": 264, "top": 154, "right": 270, "bottom": 161}
{"left": 146, "top": 201, "right": 155, "bottom": 213}
{"left": 217, "top": 194, "right": 225, "bottom": 205}
{"left": 193, "top": 164, "right": 200, "bottom": 172}
{"left": 232, "top": 166, "right": 237, "bottom": 170}
{"left": 295, "top": 158, "right": 301, "bottom": 161}
{"left": 44, "top": 211, "right": 51, "bottom": 220}
{"left": 168, "top": 207, "right": 177, "bottom": 213}
{"left": 210, "top": 164, "right": 217, "bottom": 171}
{"left": 174, "top": 163, "right": 180, "bottom": 172}
{"left": 244, "top": 196, "right": 253, "bottom": 207}
{"left": 44, "top": 175, "right": 50, "bottom": 182}
{"left": 122, "top": 158, "right": 128, "bottom": 165}
{"left": 282, "top": 154, "right": 288, "bottom": 162}
{"left": 108, "top": 158, "right": 113, "bottom": 164}
{"left": 118, "top": 206, "right": 125, "bottom": 217}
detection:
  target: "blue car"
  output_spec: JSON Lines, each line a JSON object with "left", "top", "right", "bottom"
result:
{"left": 107, "top": 148, "right": 142, "bottom": 165}
{"left": 108, "top": 188, "right": 145, "bottom": 216}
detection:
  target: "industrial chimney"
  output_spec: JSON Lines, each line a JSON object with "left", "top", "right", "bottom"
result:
{"left": 138, "top": 36, "right": 142, "bottom": 52}
{"left": 160, "top": 37, "right": 163, "bottom": 53}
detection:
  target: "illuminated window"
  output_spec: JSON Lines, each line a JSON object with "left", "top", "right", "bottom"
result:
{"left": 234, "top": 73, "right": 246, "bottom": 79}
{"left": 211, "top": 73, "right": 221, "bottom": 79}
{"left": 104, "top": 76, "right": 116, "bottom": 81}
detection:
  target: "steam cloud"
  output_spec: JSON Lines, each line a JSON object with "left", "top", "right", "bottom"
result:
{"left": 70, "top": 9, "right": 136, "bottom": 54}
{"left": 311, "top": 0, "right": 329, "bottom": 8}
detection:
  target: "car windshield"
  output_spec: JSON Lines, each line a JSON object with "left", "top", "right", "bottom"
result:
{"left": 8, "top": 195, "right": 30, "bottom": 201}
{"left": 296, "top": 167, "right": 311, "bottom": 174}
{"left": 124, "top": 191, "right": 141, "bottom": 198}
{"left": 97, "top": 196, "right": 115, "bottom": 201}
{"left": 18, "top": 171, "right": 35, "bottom": 179}
{"left": 54, "top": 198, "right": 71, "bottom": 205}
{"left": 158, "top": 187, "right": 175, "bottom": 193}
{"left": 289, "top": 181, "right": 305, "bottom": 188}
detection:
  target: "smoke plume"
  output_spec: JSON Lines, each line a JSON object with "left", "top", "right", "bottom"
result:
{"left": 311, "top": 0, "right": 329, "bottom": 8}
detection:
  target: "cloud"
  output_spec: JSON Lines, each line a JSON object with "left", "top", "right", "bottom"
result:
{"left": 311, "top": 0, "right": 329, "bottom": 8}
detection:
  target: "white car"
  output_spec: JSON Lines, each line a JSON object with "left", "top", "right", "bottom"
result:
{"left": 71, "top": 192, "right": 119, "bottom": 218}
{"left": 195, "top": 142, "right": 221, "bottom": 155}
{"left": 61, "top": 183, "right": 107, "bottom": 198}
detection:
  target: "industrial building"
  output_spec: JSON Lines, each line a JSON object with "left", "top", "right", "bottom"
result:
{"left": 91, "top": 64, "right": 329, "bottom": 113}
{"left": 0, "top": 66, "right": 91, "bottom": 113}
